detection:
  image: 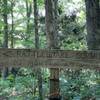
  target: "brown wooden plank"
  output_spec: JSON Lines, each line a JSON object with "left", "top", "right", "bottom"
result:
{"left": 1, "top": 49, "right": 100, "bottom": 59}
{"left": 0, "top": 49, "right": 100, "bottom": 69}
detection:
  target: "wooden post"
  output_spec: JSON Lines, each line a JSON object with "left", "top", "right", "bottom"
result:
{"left": 45, "top": 0, "right": 61, "bottom": 99}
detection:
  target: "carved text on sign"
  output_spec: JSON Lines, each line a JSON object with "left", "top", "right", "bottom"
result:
{"left": 0, "top": 49, "right": 100, "bottom": 69}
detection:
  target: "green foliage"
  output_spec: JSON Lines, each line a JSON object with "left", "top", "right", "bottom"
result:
{"left": 0, "top": 69, "right": 99, "bottom": 100}
{"left": 0, "top": 0, "right": 100, "bottom": 99}
{"left": 58, "top": 0, "right": 86, "bottom": 50}
{"left": 7, "top": 74, "right": 15, "bottom": 82}
{"left": 60, "top": 69, "right": 100, "bottom": 100}
{"left": 37, "top": 0, "right": 44, "bottom": 7}
{"left": 0, "top": 68, "right": 50, "bottom": 100}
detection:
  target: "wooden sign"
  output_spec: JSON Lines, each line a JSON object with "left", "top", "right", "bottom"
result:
{"left": 0, "top": 49, "right": 100, "bottom": 70}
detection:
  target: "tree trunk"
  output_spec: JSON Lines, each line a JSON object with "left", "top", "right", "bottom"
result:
{"left": 33, "top": 0, "right": 43, "bottom": 100}
{"left": 34, "top": 0, "right": 39, "bottom": 49}
{"left": 26, "top": 0, "right": 31, "bottom": 36}
{"left": 85, "top": 1, "right": 99, "bottom": 99}
{"left": 85, "top": 0, "right": 100, "bottom": 50}
{"left": 10, "top": 0, "right": 19, "bottom": 77}
{"left": 3, "top": 0, "right": 8, "bottom": 48}
{"left": 45, "top": 0, "right": 60, "bottom": 99}
{"left": 2, "top": 0, "right": 9, "bottom": 79}
{"left": 11, "top": 0, "right": 14, "bottom": 48}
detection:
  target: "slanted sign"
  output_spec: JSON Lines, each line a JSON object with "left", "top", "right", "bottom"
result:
{"left": 0, "top": 49, "right": 100, "bottom": 69}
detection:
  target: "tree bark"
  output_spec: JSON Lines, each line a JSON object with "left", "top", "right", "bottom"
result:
{"left": 34, "top": 0, "right": 39, "bottom": 49}
{"left": 45, "top": 0, "right": 60, "bottom": 99}
{"left": 2, "top": 0, "right": 9, "bottom": 79}
{"left": 33, "top": 0, "right": 43, "bottom": 100}
{"left": 3, "top": 0, "right": 8, "bottom": 48}
{"left": 10, "top": 0, "right": 19, "bottom": 77}
{"left": 26, "top": 0, "right": 31, "bottom": 37}
{"left": 82, "top": 1, "right": 100, "bottom": 99}
{"left": 11, "top": 0, "right": 14, "bottom": 48}
{"left": 85, "top": 0, "right": 100, "bottom": 50}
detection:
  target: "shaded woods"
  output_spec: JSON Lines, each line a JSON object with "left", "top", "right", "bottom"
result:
{"left": 0, "top": 0, "right": 100, "bottom": 100}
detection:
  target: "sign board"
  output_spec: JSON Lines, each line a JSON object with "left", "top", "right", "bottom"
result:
{"left": 0, "top": 49, "right": 100, "bottom": 69}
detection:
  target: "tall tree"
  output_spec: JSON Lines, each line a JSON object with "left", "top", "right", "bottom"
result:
{"left": 26, "top": 0, "right": 31, "bottom": 37}
{"left": 34, "top": 0, "right": 39, "bottom": 49}
{"left": 85, "top": 0, "right": 100, "bottom": 50}
{"left": 85, "top": 1, "right": 100, "bottom": 99}
{"left": 3, "top": 0, "right": 8, "bottom": 48}
{"left": 11, "top": 0, "right": 14, "bottom": 48}
{"left": 45, "top": 0, "right": 60, "bottom": 99}
{"left": 10, "top": 0, "right": 19, "bottom": 77}
{"left": 2, "top": 0, "right": 9, "bottom": 79}
{"left": 33, "top": 0, "right": 43, "bottom": 99}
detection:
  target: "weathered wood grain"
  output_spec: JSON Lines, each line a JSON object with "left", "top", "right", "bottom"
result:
{"left": 0, "top": 49, "right": 100, "bottom": 70}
